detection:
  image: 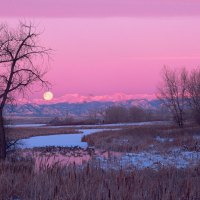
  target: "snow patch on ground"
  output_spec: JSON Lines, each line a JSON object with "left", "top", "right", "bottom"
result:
{"left": 94, "top": 148, "right": 200, "bottom": 170}
{"left": 155, "top": 136, "right": 174, "bottom": 143}
{"left": 193, "top": 135, "right": 200, "bottom": 140}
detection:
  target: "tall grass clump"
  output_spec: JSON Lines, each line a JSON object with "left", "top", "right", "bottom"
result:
{"left": 0, "top": 159, "right": 200, "bottom": 200}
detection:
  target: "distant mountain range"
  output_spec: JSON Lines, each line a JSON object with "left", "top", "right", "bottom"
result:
{"left": 4, "top": 99, "right": 162, "bottom": 117}
{"left": 18, "top": 93, "right": 156, "bottom": 104}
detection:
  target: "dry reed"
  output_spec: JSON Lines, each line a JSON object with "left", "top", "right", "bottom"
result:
{"left": 0, "top": 158, "right": 200, "bottom": 200}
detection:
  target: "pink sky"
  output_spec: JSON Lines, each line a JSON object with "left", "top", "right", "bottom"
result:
{"left": 2, "top": 0, "right": 200, "bottom": 17}
{"left": 1, "top": 1, "right": 200, "bottom": 102}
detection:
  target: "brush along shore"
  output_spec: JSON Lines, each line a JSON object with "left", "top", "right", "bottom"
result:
{"left": 6, "top": 127, "right": 80, "bottom": 140}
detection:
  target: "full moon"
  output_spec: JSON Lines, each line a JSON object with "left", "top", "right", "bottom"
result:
{"left": 43, "top": 91, "right": 53, "bottom": 101}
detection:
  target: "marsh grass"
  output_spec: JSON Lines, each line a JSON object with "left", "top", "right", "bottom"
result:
{"left": 2, "top": 124, "right": 200, "bottom": 199}
{"left": 0, "top": 158, "right": 200, "bottom": 200}
{"left": 82, "top": 125, "right": 200, "bottom": 153}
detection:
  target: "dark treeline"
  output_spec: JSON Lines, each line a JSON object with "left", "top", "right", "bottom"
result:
{"left": 103, "top": 106, "right": 159, "bottom": 123}
{"left": 49, "top": 105, "right": 164, "bottom": 126}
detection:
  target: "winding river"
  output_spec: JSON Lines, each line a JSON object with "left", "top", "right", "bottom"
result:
{"left": 16, "top": 121, "right": 169, "bottom": 148}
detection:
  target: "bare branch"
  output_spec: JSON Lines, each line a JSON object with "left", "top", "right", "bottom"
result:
{"left": 0, "top": 21, "right": 51, "bottom": 159}
{"left": 157, "top": 66, "right": 189, "bottom": 128}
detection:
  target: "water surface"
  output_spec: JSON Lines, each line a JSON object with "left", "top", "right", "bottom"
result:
{"left": 21, "top": 129, "right": 105, "bottom": 148}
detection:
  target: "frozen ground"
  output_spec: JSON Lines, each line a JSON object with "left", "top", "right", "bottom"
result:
{"left": 155, "top": 136, "right": 174, "bottom": 143}
{"left": 21, "top": 146, "right": 200, "bottom": 170}
{"left": 94, "top": 148, "right": 200, "bottom": 170}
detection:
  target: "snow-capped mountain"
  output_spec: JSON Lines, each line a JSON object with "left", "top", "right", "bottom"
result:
{"left": 4, "top": 99, "right": 162, "bottom": 117}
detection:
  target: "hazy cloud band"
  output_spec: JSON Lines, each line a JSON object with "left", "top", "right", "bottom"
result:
{"left": 1, "top": 0, "right": 200, "bottom": 18}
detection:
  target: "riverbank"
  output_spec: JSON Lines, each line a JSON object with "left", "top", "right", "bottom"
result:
{"left": 7, "top": 123, "right": 200, "bottom": 169}
{"left": 2, "top": 123, "right": 200, "bottom": 199}
{"left": 6, "top": 121, "right": 169, "bottom": 140}
{"left": 7, "top": 126, "right": 80, "bottom": 140}
{"left": 83, "top": 125, "right": 200, "bottom": 153}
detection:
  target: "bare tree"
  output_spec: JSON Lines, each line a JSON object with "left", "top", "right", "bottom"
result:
{"left": 128, "top": 106, "right": 147, "bottom": 122}
{"left": 87, "top": 108, "right": 100, "bottom": 124}
{"left": 187, "top": 68, "right": 200, "bottom": 124}
{"left": 104, "top": 106, "right": 128, "bottom": 123}
{"left": 0, "top": 22, "right": 50, "bottom": 160}
{"left": 157, "top": 66, "right": 188, "bottom": 128}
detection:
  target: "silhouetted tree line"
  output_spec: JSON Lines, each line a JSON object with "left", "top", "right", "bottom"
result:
{"left": 103, "top": 106, "right": 156, "bottom": 123}
{"left": 158, "top": 66, "right": 200, "bottom": 128}
{"left": 49, "top": 105, "right": 162, "bottom": 126}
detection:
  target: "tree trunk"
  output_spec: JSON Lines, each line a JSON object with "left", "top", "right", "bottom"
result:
{"left": 0, "top": 110, "right": 6, "bottom": 160}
